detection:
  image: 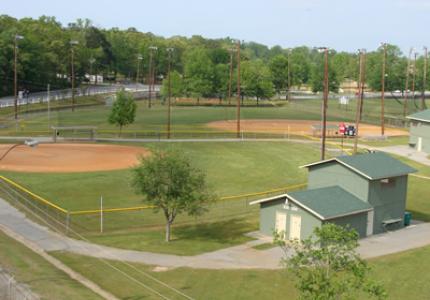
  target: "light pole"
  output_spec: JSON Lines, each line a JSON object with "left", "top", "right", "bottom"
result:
{"left": 148, "top": 46, "right": 158, "bottom": 108}
{"left": 287, "top": 48, "right": 292, "bottom": 102}
{"left": 423, "top": 47, "right": 428, "bottom": 110}
{"left": 89, "top": 57, "right": 96, "bottom": 88}
{"left": 354, "top": 49, "right": 366, "bottom": 154}
{"left": 403, "top": 48, "right": 414, "bottom": 117}
{"left": 227, "top": 47, "right": 236, "bottom": 106}
{"left": 316, "top": 47, "right": 329, "bottom": 160}
{"left": 411, "top": 51, "right": 418, "bottom": 106}
{"left": 381, "top": 43, "right": 387, "bottom": 136}
{"left": 14, "top": 35, "right": 24, "bottom": 120}
{"left": 236, "top": 40, "right": 241, "bottom": 139}
{"left": 70, "top": 40, "right": 79, "bottom": 112}
{"left": 136, "top": 54, "right": 143, "bottom": 91}
{"left": 166, "top": 47, "right": 174, "bottom": 139}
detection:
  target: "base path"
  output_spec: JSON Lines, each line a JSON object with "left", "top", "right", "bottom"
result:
{"left": 0, "top": 143, "right": 149, "bottom": 173}
{"left": 1, "top": 198, "right": 429, "bottom": 270}
{"left": 207, "top": 119, "right": 408, "bottom": 137}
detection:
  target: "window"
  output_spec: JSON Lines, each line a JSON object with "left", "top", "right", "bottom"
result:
{"left": 380, "top": 178, "right": 395, "bottom": 187}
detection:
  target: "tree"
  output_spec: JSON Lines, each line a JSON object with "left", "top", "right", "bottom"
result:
{"left": 183, "top": 48, "right": 214, "bottom": 101}
{"left": 310, "top": 53, "right": 340, "bottom": 93}
{"left": 269, "top": 54, "right": 289, "bottom": 94}
{"left": 132, "top": 149, "right": 215, "bottom": 242}
{"left": 241, "top": 60, "right": 275, "bottom": 104}
{"left": 160, "top": 70, "right": 184, "bottom": 98}
{"left": 108, "top": 89, "right": 137, "bottom": 136}
{"left": 275, "top": 224, "right": 386, "bottom": 300}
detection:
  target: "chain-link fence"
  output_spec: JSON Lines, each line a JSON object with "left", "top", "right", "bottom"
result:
{"left": 0, "top": 268, "right": 39, "bottom": 300}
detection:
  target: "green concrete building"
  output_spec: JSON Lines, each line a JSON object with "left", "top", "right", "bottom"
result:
{"left": 251, "top": 152, "right": 416, "bottom": 241}
{"left": 407, "top": 109, "right": 430, "bottom": 153}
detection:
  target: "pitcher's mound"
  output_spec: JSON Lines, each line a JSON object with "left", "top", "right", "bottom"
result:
{"left": 0, "top": 143, "right": 149, "bottom": 173}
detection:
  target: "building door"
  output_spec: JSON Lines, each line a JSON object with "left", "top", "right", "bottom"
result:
{"left": 289, "top": 215, "right": 302, "bottom": 240}
{"left": 366, "top": 210, "right": 374, "bottom": 236}
{"left": 417, "top": 137, "right": 423, "bottom": 152}
{"left": 275, "top": 211, "right": 287, "bottom": 239}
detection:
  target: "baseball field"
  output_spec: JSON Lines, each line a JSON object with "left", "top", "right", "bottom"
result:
{"left": 0, "top": 95, "right": 429, "bottom": 299}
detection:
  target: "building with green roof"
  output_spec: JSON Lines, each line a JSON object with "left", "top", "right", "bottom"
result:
{"left": 407, "top": 109, "right": 430, "bottom": 153}
{"left": 251, "top": 152, "right": 416, "bottom": 241}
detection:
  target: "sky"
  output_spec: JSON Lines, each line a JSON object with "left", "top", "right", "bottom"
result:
{"left": 1, "top": 0, "right": 429, "bottom": 54}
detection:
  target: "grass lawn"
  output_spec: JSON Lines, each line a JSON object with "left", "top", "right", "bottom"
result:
{"left": 0, "top": 231, "right": 102, "bottom": 300}
{"left": 0, "top": 141, "right": 318, "bottom": 254}
{"left": 0, "top": 96, "right": 423, "bottom": 138}
{"left": 51, "top": 245, "right": 430, "bottom": 300}
{"left": 252, "top": 242, "right": 277, "bottom": 250}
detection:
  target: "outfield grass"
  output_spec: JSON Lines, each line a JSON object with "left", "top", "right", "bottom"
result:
{"left": 52, "top": 245, "right": 430, "bottom": 300}
{"left": 0, "top": 96, "right": 423, "bottom": 137}
{"left": 0, "top": 141, "right": 318, "bottom": 254}
{"left": 0, "top": 231, "right": 102, "bottom": 300}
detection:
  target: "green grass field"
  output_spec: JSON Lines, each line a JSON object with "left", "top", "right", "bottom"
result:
{"left": 0, "top": 231, "right": 102, "bottom": 299}
{"left": 51, "top": 244, "right": 430, "bottom": 300}
{"left": 0, "top": 95, "right": 423, "bottom": 138}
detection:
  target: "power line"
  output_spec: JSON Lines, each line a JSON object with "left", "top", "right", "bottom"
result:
{"left": 0, "top": 181, "right": 194, "bottom": 300}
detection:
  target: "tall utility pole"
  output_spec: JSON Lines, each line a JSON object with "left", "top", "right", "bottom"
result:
{"left": 403, "top": 48, "right": 413, "bottom": 117}
{"left": 287, "top": 48, "right": 291, "bottom": 102}
{"left": 136, "top": 54, "right": 143, "bottom": 91}
{"left": 89, "top": 57, "right": 96, "bottom": 88}
{"left": 166, "top": 48, "right": 174, "bottom": 139}
{"left": 319, "top": 47, "right": 329, "bottom": 160}
{"left": 70, "top": 40, "right": 79, "bottom": 112}
{"left": 411, "top": 52, "right": 418, "bottom": 106}
{"left": 47, "top": 83, "right": 51, "bottom": 130}
{"left": 227, "top": 48, "right": 235, "bottom": 106}
{"left": 236, "top": 40, "right": 241, "bottom": 138}
{"left": 354, "top": 49, "right": 366, "bottom": 154}
{"left": 147, "top": 46, "right": 157, "bottom": 108}
{"left": 14, "top": 35, "right": 24, "bottom": 120}
{"left": 381, "top": 43, "right": 387, "bottom": 136}
{"left": 422, "top": 47, "right": 428, "bottom": 110}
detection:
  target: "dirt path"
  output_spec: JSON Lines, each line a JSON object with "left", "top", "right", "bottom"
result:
{"left": 0, "top": 143, "right": 149, "bottom": 173}
{"left": 207, "top": 119, "right": 408, "bottom": 137}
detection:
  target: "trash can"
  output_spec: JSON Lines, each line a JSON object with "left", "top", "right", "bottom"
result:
{"left": 404, "top": 211, "right": 412, "bottom": 226}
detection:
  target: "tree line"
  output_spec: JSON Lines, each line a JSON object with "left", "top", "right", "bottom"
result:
{"left": 1, "top": 14, "right": 428, "bottom": 99}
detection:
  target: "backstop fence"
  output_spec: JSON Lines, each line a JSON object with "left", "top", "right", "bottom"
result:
{"left": 0, "top": 268, "right": 40, "bottom": 300}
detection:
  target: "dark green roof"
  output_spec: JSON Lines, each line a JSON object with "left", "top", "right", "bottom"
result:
{"left": 287, "top": 186, "right": 373, "bottom": 220}
{"left": 407, "top": 109, "right": 430, "bottom": 123}
{"left": 303, "top": 152, "right": 417, "bottom": 180}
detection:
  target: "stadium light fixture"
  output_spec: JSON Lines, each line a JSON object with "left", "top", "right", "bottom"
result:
{"left": 14, "top": 35, "right": 24, "bottom": 121}
{"left": 166, "top": 47, "right": 174, "bottom": 139}
{"left": 147, "top": 46, "right": 158, "bottom": 108}
{"left": 70, "top": 40, "right": 79, "bottom": 112}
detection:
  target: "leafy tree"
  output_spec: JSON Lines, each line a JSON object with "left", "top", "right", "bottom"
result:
{"left": 269, "top": 54, "right": 289, "bottom": 94}
{"left": 241, "top": 60, "right": 275, "bottom": 104}
{"left": 160, "top": 70, "right": 184, "bottom": 98}
{"left": 183, "top": 48, "right": 214, "bottom": 101}
{"left": 108, "top": 89, "right": 137, "bottom": 136}
{"left": 275, "top": 224, "right": 387, "bottom": 300}
{"left": 132, "top": 149, "right": 215, "bottom": 242}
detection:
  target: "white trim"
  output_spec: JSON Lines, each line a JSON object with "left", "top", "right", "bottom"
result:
{"left": 300, "top": 158, "right": 336, "bottom": 169}
{"left": 406, "top": 116, "right": 430, "bottom": 123}
{"left": 285, "top": 195, "right": 326, "bottom": 220}
{"left": 249, "top": 194, "right": 287, "bottom": 206}
{"left": 334, "top": 159, "right": 373, "bottom": 180}
{"left": 366, "top": 210, "right": 374, "bottom": 236}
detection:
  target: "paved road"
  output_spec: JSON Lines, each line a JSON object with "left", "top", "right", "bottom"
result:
{"left": 371, "top": 145, "right": 430, "bottom": 167}
{"left": 1, "top": 197, "right": 429, "bottom": 270}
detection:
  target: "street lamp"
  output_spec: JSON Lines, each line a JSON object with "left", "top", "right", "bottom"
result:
{"left": 380, "top": 42, "right": 387, "bottom": 136}
{"left": 233, "top": 40, "right": 241, "bottom": 139}
{"left": 166, "top": 47, "right": 174, "bottom": 139}
{"left": 315, "top": 47, "right": 330, "bottom": 160}
{"left": 14, "top": 35, "right": 24, "bottom": 121}
{"left": 89, "top": 57, "right": 96, "bottom": 88}
{"left": 147, "top": 46, "right": 158, "bottom": 108}
{"left": 70, "top": 40, "right": 79, "bottom": 112}
{"left": 227, "top": 47, "right": 237, "bottom": 106}
{"left": 354, "top": 48, "right": 367, "bottom": 154}
{"left": 136, "top": 54, "right": 143, "bottom": 90}
{"left": 286, "top": 48, "right": 292, "bottom": 102}
{"left": 422, "top": 47, "right": 428, "bottom": 110}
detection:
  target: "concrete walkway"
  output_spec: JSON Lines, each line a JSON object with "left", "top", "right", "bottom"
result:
{"left": 1, "top": 198, "right": 430, "bottom": 270}
{"left": 373, "top": 145, "right": 430, "bottom": 167}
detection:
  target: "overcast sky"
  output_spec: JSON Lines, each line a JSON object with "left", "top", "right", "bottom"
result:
{"left": 1, "top": 0, "right": 429, "bottom": 54}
